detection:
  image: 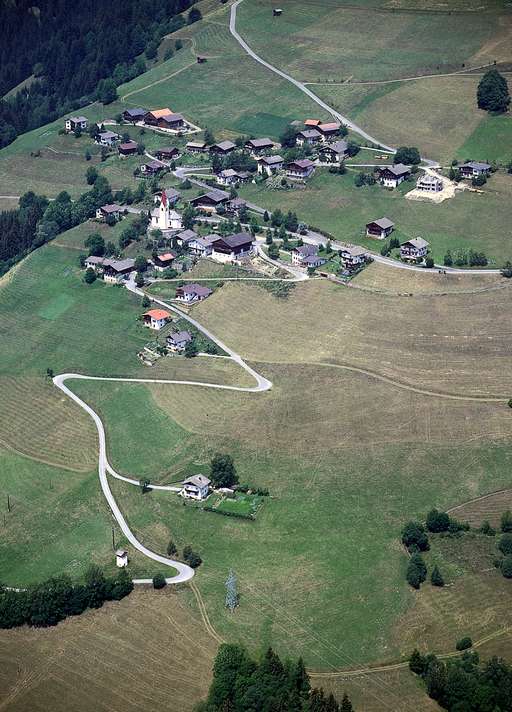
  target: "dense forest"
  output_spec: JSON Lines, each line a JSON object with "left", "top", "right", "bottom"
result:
{"left": 0, "top": 0, "right": 196, "bottom": 147}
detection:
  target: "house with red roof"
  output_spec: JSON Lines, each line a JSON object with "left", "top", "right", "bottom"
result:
{"left": 142, "top": 309, "right": 171, "bottom": 330}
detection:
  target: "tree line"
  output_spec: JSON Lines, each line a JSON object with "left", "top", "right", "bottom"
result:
{"left": 0, "top": 565, "right": 133, "bottom": 629}
{"left": 196, "top": 643, "right": 354, "bottom": 712}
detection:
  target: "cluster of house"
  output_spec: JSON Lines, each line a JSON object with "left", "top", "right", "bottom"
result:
{"left": 84, "top": 255, "right": 135, "bottom": 283}
{"left": 365, "top": 217, "right": 430, "bottom": 260}
{"left": 290, "top": 242, "right": 370, "bottom": 272}
{"left": 122, "top": 107, "right": 193, "bottom": 133}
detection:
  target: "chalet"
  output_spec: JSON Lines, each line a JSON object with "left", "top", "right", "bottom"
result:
{"left": 96, "top": 130, "right": 120, "bottom": 147}
{"left": 95, "top": 203, "right": 123, "bottom": 221}
{"left": 245, "top": 137, "right": 274, "bottom": 154}
{"left": 116, "top": 549, "right": 128, "bottom": 568}
{"left": 186, "top": 141, "right": 208, "bottom": 153}
{"left": 217, "top": 168, "right": 250, "bottom": 186}
{"left": 175, "top": 229, "right": 199, "bottom": 246}
{"left": 319, "top": 140, "right": 348, "bottom": 163}
{"left": 151, "top": 190, "right": 182, "bottom": 230}
{"left": 400, "top": 237, "right": 429, "bottom": 262}
{"left": 144, "top": 108, "right": 174, "bottom": 126}
{"left": 416, "top": 173, "right": 443, "bottom": 192}
{"left": 286, "top": 159, "right": 316, "bottom": 180}
{"left": 459, "top": 161, "right": 491, "bottom": 178}
{"left": 118, "top": 141, "right": 138, "bottom": 156}
{"left": 154, "top": 187, "right": 181, "bottom": 206}
{"left": 103, "top": 258, "right": 135, "bottom": 283}
{"left": 296, "top": 129, "right": 322, "bottom": 146}
{"left": 210, "top": 140, "right": 237, "bottom": 155}
{"left": 317, "top": 122, "right": 341, "bottom": 141}
{"left": 190, "top": 188, "right": 230, "bottom": 213}
{"left": 211, "top": 232, "right": 255, "bottom": 263}
{"left": 84, "top": 255, "right": 107, "bottom": 271}
{"left": 175, "top": 283, "right": 213, "bottom": 303}
{"left": 257, "top": 154, "right": 284, "bottom": 176}
{"left": 155, "top": 147, "right": 180, "bottom": 160}
{"left": 180, "top": 474, "right": 211, "bottom": 500}
{"left": 65, "top": 116, "right": 88, "bottom": 132}
{"left": 167, "top": 330, "right": 192, "bottom": 352}
{"left": 140, "top": 159, "right": 166, "bottom": 176}
{"left": 152, "top": 252, "right": 176, "bottom": 272}
{"left": 123, "top": 108, "right": 146, "bottom": 123}
{"left": 377, "top": 163, "right": 411, "bottom": 188}
{"left": 227, "top": 197, "right": 247, "bottom": 215}
{"left": 340, "top": 245, "right": 370, "bottom": 271}
{"left": 188, "top": 234, "right": 218, "bottom": 256}
{"left": 157, "top": 113, "right": 185, "bottom": 130}
{"left": 291, "top": 244, "right": 325, "bottom": 268}
{"left": 304, "top": 119, "right": 321, "bottom": 127}
{"left": 365, "top": 217, "right": 394, "bottom": 240}
{"left": 142, "top": 309, "right": 171, "bottom": 330}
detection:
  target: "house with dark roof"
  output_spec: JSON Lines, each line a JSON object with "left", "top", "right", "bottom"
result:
{"left": 151, "top": 252, "right": 176, "bottom": 272}
{"left": 210, "top": 140, "right": 237, "bottom": 155}
{"left": 118, "top": 141, "right": 138, "bottom": 156}
{"left": 317, "top": 122, "right": 341, "bottom": 141}
{"left": 227, "top": 197, "right": 247, "bottom": 215}
{"left": 85, "top": 256, "right": 135, "bottom": 283}
{"left": 319, "top": 140, "right": 348, "bottom": 163}
{"left": 175, "top": 229, "right": 199, "bottom": 246}
{"left": 190, "top": 189, "right": 230, "bottom": 212}
{"left": 340, "top": 245, "right": 370, "bottom": 271}
{"left": 377, "top": 164, "right": 411, "bottom": 188}
{"left": 286, "top": 159, "right": 316, "bottom": 180}
{"left": 175, "top": 283, "right": 213, "bottom": 303}
{"left": 186, "top": 141, "right": 208, "bottom": 153}
{"left": 123, "top": 108, "right": 146, "bottom": 123}
{"left": 155, "top": 147, "right": 180, "bottom": 160}
{"left": 167, "top": 330, "right": 192, "bottom": 353}
{"left": 180, "top": 474, "right": 211, "bottom": 500}
{"left": 65, "top": 116, "right": 88, "bottom": 132}
{"left": 140, "top": 159, "right": 167, "bottom": 176}
{"left": 95, "top": 203, "right": 123, "bottom": 221}
{"left": 96, "top": 130, "right": 120, "bottom": 147}
{"left": 291, "top": 244, "right": 325, "bottom": 268}
{"left": 366, "top": 218, "right": 394, "bottom": 240}
{"left": 211, "top": 232, "right": 255, "bottom": 263}
{"left": 296, "top": 129, "right": 322, "bottom": 146}
{"left": 245, "top": 137, "right": 274, "bottom": 154}
{"left": 257, "top": 155, "right": 284, "bottom": 176}
{"left": 188, "top": 234, "right": 218, "bottom": 256}
{"left": 400, "top": 237, "right": 429, "bottom": 262}
{"left": 217, "top": 168, "right": 250, "bottom": 186}
{"left": 459, "top": 161, "right": 491, "bottom": 178}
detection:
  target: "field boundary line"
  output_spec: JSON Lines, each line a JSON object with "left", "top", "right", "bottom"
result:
{"left": 189, "top": 581, "right": 225, "bottom": 644}
{"left": 121, "top": 61, "right": 197, "bottom": 102}
{"left": 447, "top": 487, "right": 512, "bottom": 515}
{"left": 0, "top": 435, "right": 91, "bottom": 474}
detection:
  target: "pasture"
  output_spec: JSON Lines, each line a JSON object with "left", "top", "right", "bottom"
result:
{"left": 239, "top": 169, "right": 512, "bottom": 265}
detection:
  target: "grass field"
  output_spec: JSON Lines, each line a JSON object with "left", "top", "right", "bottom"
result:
{"left": 240, "top": 169, "right": 512, "bottom": 265}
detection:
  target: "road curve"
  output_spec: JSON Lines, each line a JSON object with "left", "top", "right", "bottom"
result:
{"left": 53, "top": 289, "right": 272, "bottom": 584}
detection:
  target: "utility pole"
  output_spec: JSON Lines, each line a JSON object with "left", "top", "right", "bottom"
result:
{"left": 111, "top": 527, "right": 115, "bottom": 551}
{"left": 7, "top": 494, "right": 11, "bottom": 513}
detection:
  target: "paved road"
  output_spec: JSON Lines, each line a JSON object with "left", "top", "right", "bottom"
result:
{"left": 53, "top": 289, "right": 272, "bottom": 583}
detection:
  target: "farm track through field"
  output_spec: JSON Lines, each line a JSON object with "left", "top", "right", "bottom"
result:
{"left": 189, "top": 581, "right": 225, "bottom": 645}
{"left": 121, "top": 60, "right": 197, "bottom": 102}
{"left": 0, "top": 435, "right": 87, "bottom": 473}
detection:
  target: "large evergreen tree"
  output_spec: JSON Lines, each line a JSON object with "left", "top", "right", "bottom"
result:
{"left": 477, "top": 69, "right": 510, "bottom": 113}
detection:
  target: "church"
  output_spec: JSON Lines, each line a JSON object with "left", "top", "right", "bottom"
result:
{"left": 151, "top": 190, "right": 183, "bottom": 231}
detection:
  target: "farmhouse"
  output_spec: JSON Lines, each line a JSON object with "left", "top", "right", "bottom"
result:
{"left": 175, "top": 283, "right": 213, "bottom": 303}
{"left": 317, "top": 122, "right": 341, "bottom": 141}
{"left": 245, "top": 137, "right": 274, "bottom": 154}
{"left": 140, "top": 159, "right": 166, "bottom": 176}
{"left": 211, "top": 232, "right": 255, "bottom": 263}
{"left": 366, "top": 217, "right": 394, "bottom": 240}
{"left": 144, "top": 108, "right": 173, "bottom": 126}
{"left": 186, "top": 141, "right": 208, "bottom": 153}
{"left": 180, "top": 474, "right": 211, "bottom": 500}
{"left": 416, "top": 173, "right": 443, "bottom": 192}
{"left": 319, "top": 140, "right": 348, "bottom": 163}
{"left": 142, "top": 309, "right": 171, "bottom": 330}
{"left": 155, "top": 147, "right": 180, "bottom": 160}
{"left": 291, "top": 244, "right": 325, "bottom": 268}
{"left": 85, "top": 256, "right": 135, "bottom": 282}
{"left": 286, "top": 159, "right": 316, "bottom": 180}
{"left": 257, "top": 154, "right": 284, "bottom": 175}
{"left": 167, "top": 330, "right": 192, "bottom": 352}
{"left": 190, "top": 188, "right": 230, "bottom": 213}
{"left": 118, "top": 141, "right": 138, "bottom": 156}
{"left": 157, "top": 113, "right": 186, "bottom": 130}
{"left": 65, "top": 115, "right": 88, "bottom": 132}
{"left": 296, "top": 129, "right": 322, "bottom": 146}
{"left": 96, "top": 130, "right": 120, "bottom": 147}
{"left": 400, "top": 237, "right": 429, "bottom": 262}
{"left": 210, "top": 140, "right": 237, "bottom": 155}
{"left": 95, "top": 203, "right": 123, "bottom": 221}
{"left": 217, "top": 168, "right": 250, "bottom": 186}
{"left": 459, "top": 161, "right": 491, "bottom": 178}
{"left": 123, "top": 108, "right": 146, "bottom": 123}
{"left": 175, "top": 229, "right": 199, "bottom": 246}
{"left": 151, "top": 190, "right": 182, "bottom": 230}
{"left": 377, "top": 164, "right": 411, "bottom": 188}
{"left": 152, "top": 252, "right": 177, "bottom": 272}
{"left": 188, "top": 234, "right": 218, "bottom": 256}
{"left": 340, "top": 245, "right": 369, "bottom": 271}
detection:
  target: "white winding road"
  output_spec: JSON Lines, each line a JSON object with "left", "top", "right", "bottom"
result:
{"left": 53, "top": 287, "right": 272, "bottom": 584}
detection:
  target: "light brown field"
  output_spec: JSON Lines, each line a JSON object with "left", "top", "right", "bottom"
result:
{"left": 0, "top": 588, "right": 217, "bottom": 712}
{"left": 448, "top": 488, "right": 512, "bottom": 528}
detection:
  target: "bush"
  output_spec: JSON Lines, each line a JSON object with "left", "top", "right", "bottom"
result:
{"left": 498, "top": 533, "right": 512, "bottom": 555}
{"left": 502, "top": 555, "right": 512, "bottom": 578}
{"left": 426, "top": 509, "right": 450, "bottom": 533}
{"left": 84, "top": 268, "right": 96, "bottom": 284}
{"left": 425, "top": 256, "right": 434, "bottom": 269}
{"left": 430, "top": 565, "right": 444, "bottom": 587}
{"left": 183, "top": 546, "right": 202, "bottom": 569}
{"left": 406, "top": 554, "right": 427, "bottom": 589}
{"left": 394, "top": 146, "right": 421, "bottom": 165}
{"left": 501, "top": 510, "right": 512, "bottom": 532}
{"left": 455, "top": 637, "right": 472, "bottom": 651}
{"left": 204, "top": 506, "right": 255, "bottom": 521}
{"left": 152, "top": 573, "right": 167, "bottom": 589}
{"left": 409, "top": 649, "right": 427, "bottom": 675}
{"left": 479, "top": 520, "right": 496, "bottom": 536}
{"left": 402, "top": 521, "right": 429, "bottom": 552}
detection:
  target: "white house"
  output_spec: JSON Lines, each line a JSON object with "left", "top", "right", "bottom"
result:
{"left": 340, "top": 245, "right": 369, "bottom": 271}
{"left": 96, "top": 203, "right": 123, "bottom": 222}
{"left": 116, "top": 549, "right": 128, "bottom": 568}
{"left": 217, "top": 169, "right": 250, "bottom": 186}
{"left": 151, "top": 190, "right": 182, "bottom": 230}
{"left": 175, "top": 283, "right": 213, "bottom": 302}
{"left": 459, "top": 161, "right": 491, "bottom": 178}
{"left": 96, "top": 130, "right": 120, "bottom": 146}
{"left": 167, "top": 330, "right": 192, "bottom": 352}
{"left": 211, "top": 233, "right": 255, "bottom": 263}
{"left": 65, "top": 115, "right": 88, "bottom": 132}
{"left": 400, "top": 237, "right": 429, "bottom": 262}
{"left": 142, "top": 309, "right": 171, "bottom": 330}
{"left": 257, "top": 155, "right": 284, "bottom": 176}
{"left": 377, "top": 164, "right": 411, "bottom": 188}
{"left": 188, "top": 234, "right": 217, "bottom": 256}
{"left": 180, "top": 474, "right": 211, "bottom": 500}
{"left": 416, "top": 173, "right": 443, "bottom": 192}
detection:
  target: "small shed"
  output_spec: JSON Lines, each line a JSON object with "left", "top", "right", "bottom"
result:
{"left": 116, "top": 549, "right": 128, "bottom": 568}
{"left": 273, "top": 8, "right": 283, "bottom": 16}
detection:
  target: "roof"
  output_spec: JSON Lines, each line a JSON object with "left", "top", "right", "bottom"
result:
{"left": 259, "top": 155, "right": 283, "bottom": 165}
{"left": 116, "top": 549, "right": 127, "bottom": 557}
{"left": 124, "top": 108, "right": 146, "bottom": 117}
{"left": 304, "top": 119, "right": 321, "bottom": 126}
{"left": 193, "top": 188, "right": 230, "bottom": 203}
{"left": 342, "top": 245, "right": 369, "bottom": 257}
{"left": 144, "top": 160, "right": 165, "bottom": 170}
{"left": 229, "top": 197, "right": 247, "bottom": 208}
{"left": 177, "top": 229, "right": 199, "bottom": 242}
{"left": 186, "top": 141, "right": 206, "bottom": 148}
{"left": 461, "top": 161, "right": 491, "bottom": 170}
{"left": 99, "top": 130, "right": 119, "bottom": 139}
{"left": 192, "top": 234, "right": 218, "bottom": 247}
{"left": 294, "top": 244, "right": 317, "bottom": 256}
{"left": 70, "top": 115, "right": 87, "bottom": 123}
{"left": 100, "top": 203, "right": 122, "bottom": 213}
{"left": 214, "top": 232, "right": 254, "bottom": 249}
{"left": 105, "top": 258, "right": 135, "bottom": 272}
{"left": 303, "top": 255, "right": 326, "bottom": 265}
{"left": 287, "top": 159, "right": 315, "bottom": 169}
{"left": 157, "top": 146, "right": 179, "bottom": 154}
{"left": 167, "top": 330, "right": 192, "bottom": 344}
{"left": 299, "top": 129, "right": 321, "bottom": 139}
{"left": 213, "top": 140, "right": 236, "bottom": 151}
{"left": 119, "top": 141, "right": 138, "bottom": 150}
{"left": 161, "top": 113, "right": 184, "bottom": 123}
{"left": 156, "top": 252, "right": 176, "bottom": 262}
{"left": 246, "top": 137, "right": 274, "bottom": 148}
{"left": 417, "top": 173, "right": 442, "bottom": 184}
{"left": 381, "top": 163, "right": 410, "bottom": 177}
{"left": 323, "top": 140, "right": 348, "bottom": 154}
{"left": 143, "top": 309, "right": 170, "bottom": 320}
{"left": 147, "top": 108, "right": 173, "bottom": 119}
{"left": 402, "top": 237, "right": 429, "bottom": 249}
{"left": 183, "top": 474, "right": 211, "bottom": 487}
{"left": 318, "top": 122, "right": 340, "bottom": 132}
{"left": 178, "top": 283, "right": 213, "bottom": 297}
{"left": 85, "top": 255, "right": 105, "bottom": 264}
{"left": 368, "top": 217, "right": 394, "bottom": 229}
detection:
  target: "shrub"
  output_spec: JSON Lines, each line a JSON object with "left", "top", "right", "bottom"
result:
{"left": 501, "top": 510, "right": 512, "bottom": 532}
{"left": 455, "top": 637, "right": 472, "bottom": 651}
{"left": 479, "top": 520, "right": 496, "bottom": 536}
{"left": 425, "top": 256, "right": 434, "bottom": 269}
{"left": 152, "top": 573, "right": 166, "bottom": 589}
{"left": 84, "top": 268, "right": 96, "bottom": 284}
{"left": 409, "top": 649, "right": 427, "bottom": 675}
{"left": 406, "top": 555, "right": 427, "bottom": 589}
{"left": 394, "top": 146, "right": 421, "bottom": 165}
{"left": 402, "top": 521, "right": 429, "bottom": 552}
{"left": 183, "top": 546, "right": 202, "bottom": 569}
{"left": 502, "top": 555, "right": 512, "bottom": 578}
{"left": 430, "top": 565, "right": 444, "bottom": 587}
{"left": 498, "top": 533, "right": 512, "bottom": 555}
